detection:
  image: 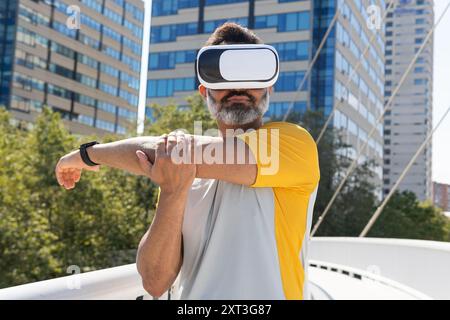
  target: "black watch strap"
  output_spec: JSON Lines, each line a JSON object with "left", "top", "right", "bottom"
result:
{"left": 80, "top": 141, "right": 99, "bottom": 166}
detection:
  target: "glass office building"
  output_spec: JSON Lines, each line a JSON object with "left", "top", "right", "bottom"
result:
{"left": 147, "top": 0, "right": 385, "bottom": 190}
{"left": 0, "top": 0, "right": 144, "bottom": 135}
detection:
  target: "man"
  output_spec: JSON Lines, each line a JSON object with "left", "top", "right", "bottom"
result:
{"left": 55, "top": 23, "right": 320, "bottom": 300}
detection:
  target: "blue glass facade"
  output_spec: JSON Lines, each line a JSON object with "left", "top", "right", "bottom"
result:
{"left": 0, "top": 0, "right": 18, "bottom": 108}
{"left": 147, "top": 77, "right": 196, "bottom": 98}
{"left": 272, "top": 41, "right": 310, "bottom": 61}
{"left": 254, "top": 11, "right": 310, "bottom": 32}
{"left": 310, "top": 0, "right": 336, "bottom": 117}
{"left": 1, "top": 0, "right": 144, "bottom": 135}
{"left": 149, "top": 50, "right": 197, "bottom": 70}
{"left": 266, "top": 101, "right": 307, "bottom": 120}
{"left": 152, "top": 0, "right": 199, "bottom": 17}
{"left": 152, "top": 0, "right": 309, "bottom": 17}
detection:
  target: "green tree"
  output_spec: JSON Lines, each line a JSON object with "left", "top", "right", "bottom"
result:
{"left": 0, "top": 108, "right": 153, "bottom": 287}
{"left": 146, "top": 94, "right": 216, "bottom": 136}
{"left": 0, "top": 108, "right": 59, "bottom": 286}
{"left": 368, "top": 191, "right": 450, "bottom": 241}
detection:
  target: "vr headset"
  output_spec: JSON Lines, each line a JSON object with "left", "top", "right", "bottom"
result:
{"left": 196, "top": 44, "right": 279, "bottom": 90}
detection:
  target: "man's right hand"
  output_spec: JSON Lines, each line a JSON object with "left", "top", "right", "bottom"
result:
{"left": 55, "top": 149, "right": 100, "bottom": 190}
{"left": 136, "top": 133, "right": 196, "bottom": 194}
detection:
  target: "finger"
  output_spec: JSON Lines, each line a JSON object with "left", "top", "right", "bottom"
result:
{"left": 175, "top": 132, "right": 189, "bottom": 161}
{"left": 73, "top": 170, "right": 81, "bottom": 183}
{"left": 63, "top": 176, "right": 74, "bottom": 190}
{"left": 156, "top": 135, "right": 167, "bottom": 158}
{"left": 166, "top": 134, "right": 177, "bottom": 157}
{"left": 136, "top": 150, "right": 153, "bottom": 177}
{"left": 180, "top": 133, "right": 194, "bottom": 164}
{"left": 175, "top": 133, "right": 183, "bottom": 159}
{"left": 62, "top": 172, "right": 73, "bottom": 189}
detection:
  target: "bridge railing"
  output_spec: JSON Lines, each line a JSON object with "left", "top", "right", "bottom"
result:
{"left": 0, "top": 264, "right": 149, "bottom": 300}
{"left": 309, "top": 237, "right": 450, "bottom": 299}
{"left": 0, "top": 237, "right": 448, "bottom": 299}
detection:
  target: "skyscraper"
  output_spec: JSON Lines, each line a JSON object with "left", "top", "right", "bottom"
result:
{"left": 0, "top": 0, "right": 144, "bottom": 135}
{"left": 147, "top": 0, "right": 385, "bottom": 190}
{"left": 383, "top": 0, "right": 433, "bottom": 201}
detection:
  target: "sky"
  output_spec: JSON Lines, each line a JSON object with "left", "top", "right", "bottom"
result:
{"left": 137, "top": 0, "right": 151, "bottom": 135}
{"left": 140, "top": 0, "right": 450, "bottom": 185}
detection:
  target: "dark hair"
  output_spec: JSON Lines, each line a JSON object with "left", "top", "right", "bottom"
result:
{"left": 204, "top": 22, "right": 263, "bottom": 46}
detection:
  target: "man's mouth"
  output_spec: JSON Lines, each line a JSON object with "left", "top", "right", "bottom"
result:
{"left": 226, "top": 96, "right": 251, "bottom": 103}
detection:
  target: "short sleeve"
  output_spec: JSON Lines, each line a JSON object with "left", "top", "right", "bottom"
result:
{"left": 236, "top": 122, "right": 320, "bottom": 191}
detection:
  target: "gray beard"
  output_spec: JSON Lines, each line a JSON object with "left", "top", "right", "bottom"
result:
{"left": 207, "top": 89, "right": 270, "bottom": 126}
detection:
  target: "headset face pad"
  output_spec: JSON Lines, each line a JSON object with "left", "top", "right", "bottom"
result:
{"left": 196, "top": 44, "right": 280, "bottom": 90}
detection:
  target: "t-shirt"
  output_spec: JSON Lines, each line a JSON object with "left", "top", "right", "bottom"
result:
{"left": 172, "top": 122, "right": 320, "bottom": 300}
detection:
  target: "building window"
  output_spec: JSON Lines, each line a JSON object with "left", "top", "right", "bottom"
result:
{"left": 271, "top": 41, "right": 310, "bottom": 61}
{"left": 255, "top": 11, "right": 310, "bottom": 32}
{"left": 149, "top": 50, "right": 197, "bottom": 70}
{"left": 152, "top": 0, "right": 199, "bottom": 17}
{"left": 151, "top": 22, "right": 198, "bottom": 43}
{"left": 275, "top": 71, "right": 308, "bottom": 92}
{"left": 147, "top": 77, "right": 196, "bottom": 97}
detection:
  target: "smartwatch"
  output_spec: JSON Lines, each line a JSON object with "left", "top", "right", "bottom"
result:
{"left": 80, "top": 141, "right": 99, "bottom": 166}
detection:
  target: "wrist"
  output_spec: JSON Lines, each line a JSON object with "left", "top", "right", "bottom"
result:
{"left": 86, "top": 144, "right": 101, "bottom": 166}
{"left": 160, "top": 186, "right": 190, "bottom": 199}
{"left": 80, "top": 141, "right": 100, "bottom": 166}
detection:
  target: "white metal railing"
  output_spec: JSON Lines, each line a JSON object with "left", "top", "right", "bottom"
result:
{"left": 0, "top": 264, "right": 148, "bottom": 300}
{"left": 0, "top": 237, "right": 448, "bottom": 299}
{"left": 309, "top": 237, "right": 450, "bottom": 299}
{"left": 308, "top": 260, "right": 431, "bottom": 300}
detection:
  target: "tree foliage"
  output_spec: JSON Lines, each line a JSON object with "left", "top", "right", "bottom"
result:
{"left": 145, "top": 95, "right": 216, "bottom": 136}
{"left": 369, "top": 191, "right": 450, "bottom": 241}
{"left": 0, "top": 108, "right": 152, "bottom": 287}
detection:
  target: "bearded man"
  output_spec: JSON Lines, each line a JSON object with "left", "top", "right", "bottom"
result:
{"left": 55, "top": 23, "right": 320, "bottom": 300}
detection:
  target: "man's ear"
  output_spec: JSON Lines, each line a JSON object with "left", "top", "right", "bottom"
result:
{"left": 199, "top": 84, "right": 207, "bottom": 98}
{"left": 268, "top": 86, "right": 274, "bottom": 95}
